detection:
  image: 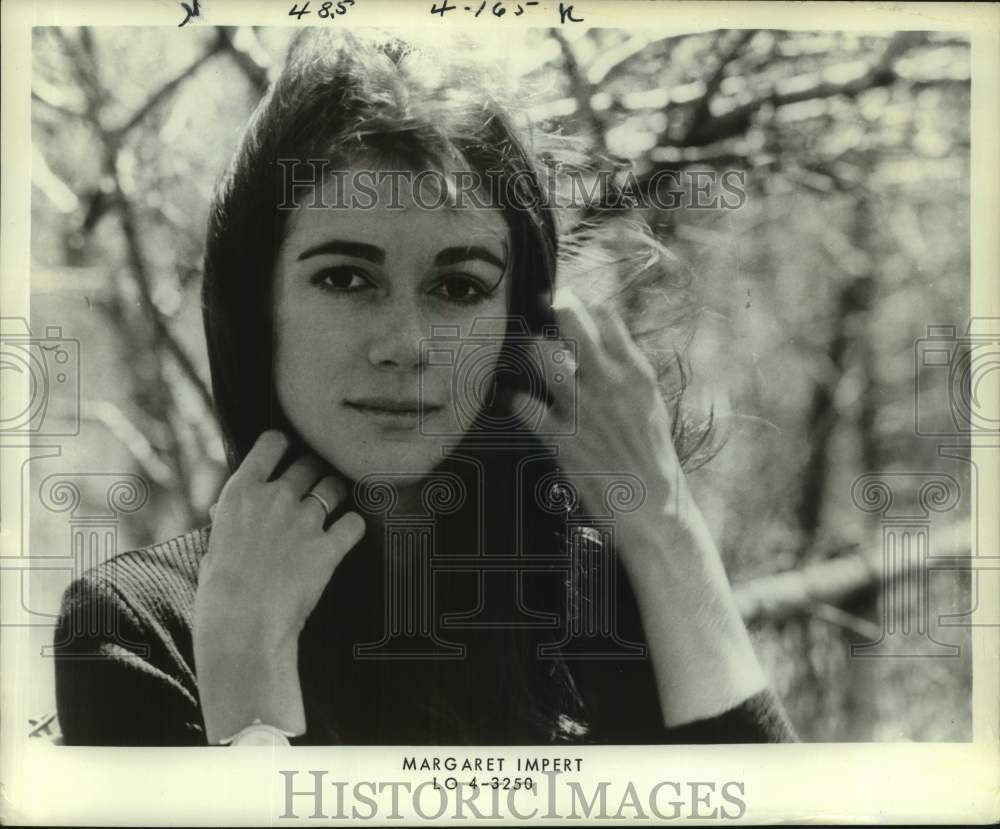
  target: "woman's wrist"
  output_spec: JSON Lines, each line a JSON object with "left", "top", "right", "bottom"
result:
{"left": 218, "top": 719, "right": 298, "bottom": 746}
{"left": 617, "top": 495, "right": 769, "bottom": 727}
{"left": 196, "top": 638, "right": 306, "bottom": 744}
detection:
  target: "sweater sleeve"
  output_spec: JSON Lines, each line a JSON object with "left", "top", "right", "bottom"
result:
{"left": 562, "top": 568, "right": 798, "bottom": 745}
{"left": 53, "top": 570, "right": 207, "bottom": 746}
{"left": 572, "top": 663, "right": 798, "bottom": 744}
{"left": 653, "top": 688, "right": 798, "bottom": 743}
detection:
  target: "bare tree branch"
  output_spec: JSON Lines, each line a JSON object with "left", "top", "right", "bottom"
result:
{"left": 79, "top": 401, "right": 178, "bottom": 488}
{"left": 674, "top": 31, "right": 927, "bottom": 148}
{"left": 586, "top": 32, "right": 672, "bottom": 85}
{"left": 51, "top": 29, "right": 219, "bottom": 508}
{"left": 733, "top": 524, "right": 970, "bottom": 624}
{"left": 116, "top": 196, "right": 215, "bottom": 415}
{"left": 31, "top": 79, "right": 86, "bottom": 120}
{"left": 31, "top": 146, "right": 80, "bottom": 213}
{"left": 113, "top": 33, "right": 227, "bottom": 138}
{"left": 683, "top": 29, "right": 758, "bottom": 145}
{"left": 551, "top": 28, "right": 605, "bottom": 143}
{"left": 810, "top": 601, "right": 884, "bottom": 641}
{"left": 216, "top": 26, "right": 270, "bottom": 94}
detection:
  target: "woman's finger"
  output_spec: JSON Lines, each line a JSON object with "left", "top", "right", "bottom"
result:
{"left": 531, "top": 337, "right": 578, "bottom": 417}
{"left": 592, "top": 305, "right": 654, "bottom": 376}
{"left": 282, "top": 453, "right": 328, "bottom": 494}
{"left": 239, "top": 430, "right": 291, "bottom": 483}
{"left": 324, "top": 511, "right": 367, "bottom": 557}
{"left": 305, "top": 474, "right": 348, "bottom": 526}
{"left": 536, "top": 336, "right": 579, "bottom": 378}
{"left": 551, "top": 289, "right": 608, "bottom": 373}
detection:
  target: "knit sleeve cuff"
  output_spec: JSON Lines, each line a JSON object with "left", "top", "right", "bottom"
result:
{"left": 654, "top": 688, "right": 799, "bottom": 744}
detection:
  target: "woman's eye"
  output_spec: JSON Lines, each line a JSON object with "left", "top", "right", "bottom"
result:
{"left": 431, "top": 275, "right": 491, "bottom": 304}
{"left": 311, "top": 267, "right": 372, "bottom": 293}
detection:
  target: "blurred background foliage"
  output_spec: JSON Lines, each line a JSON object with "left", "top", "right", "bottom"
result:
{"left": 28, "top": 26, "right": 972, "bottom": 741}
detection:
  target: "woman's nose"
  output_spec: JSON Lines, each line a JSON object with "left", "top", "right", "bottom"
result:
{"left": 366, "top": 298, "right": 426, "bottom": 372}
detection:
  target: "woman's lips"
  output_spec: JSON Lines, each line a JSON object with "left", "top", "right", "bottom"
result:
{"left": 344, "top": 399, "right": 443, "bottom": 426}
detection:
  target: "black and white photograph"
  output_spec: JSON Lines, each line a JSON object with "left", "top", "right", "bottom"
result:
{"left": 1, "top": 0, "right": 997, "bottom": 824}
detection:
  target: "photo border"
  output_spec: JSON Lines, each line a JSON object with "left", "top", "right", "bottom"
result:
{"left": 2, "top": 0, "right": 997, "bottom": 824}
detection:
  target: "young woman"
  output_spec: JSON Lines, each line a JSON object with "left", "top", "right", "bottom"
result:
{"left": 54, "top": 28, "right": 796, "bottom": 746}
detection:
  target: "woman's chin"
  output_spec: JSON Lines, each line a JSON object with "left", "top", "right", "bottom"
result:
{"left": 327, "top": 440, "right": 451, "bottom": 484}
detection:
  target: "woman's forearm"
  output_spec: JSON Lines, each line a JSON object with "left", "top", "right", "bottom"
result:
{"left": 193, "top": 431, "right": 365, "bottom": 744}
{"left": 195, "top": 636, "right": 305, "bottom": 744}
{"left": 621, "top": 488, "right": 769, "bottom": 729}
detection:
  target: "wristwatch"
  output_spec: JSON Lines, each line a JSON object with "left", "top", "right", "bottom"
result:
{"left": 218, "top": 719, "right": 297, "bottom": 746}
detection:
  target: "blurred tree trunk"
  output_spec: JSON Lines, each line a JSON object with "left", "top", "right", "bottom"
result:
{"left": 796, "top": 192, "right": 877, "bottom": 546}
{"left": 792, "top": 186, "right": 879, "bottom": 735}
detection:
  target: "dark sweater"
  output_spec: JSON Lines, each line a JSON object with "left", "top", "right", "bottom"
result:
{"left": 53, "top": 527, "right": 797, "bottom": 746}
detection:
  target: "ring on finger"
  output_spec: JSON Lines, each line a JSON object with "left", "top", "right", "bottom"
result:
{"left": 302, "top": 490, "right": 332, "bottom": 518}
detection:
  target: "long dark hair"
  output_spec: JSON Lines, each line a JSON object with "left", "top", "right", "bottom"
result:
{"left": 201, "top": 28, "right": 703, "bottom": 744}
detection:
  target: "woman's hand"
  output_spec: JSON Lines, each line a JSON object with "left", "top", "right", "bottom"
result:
{"left": 517, "top": 289, "right": 691, "bottom": 558}
{"left": 514, "top": 290, "right": 768, "bottom": 727}
{"left": 193, "top": 429, "right": 366, "bottom": 743}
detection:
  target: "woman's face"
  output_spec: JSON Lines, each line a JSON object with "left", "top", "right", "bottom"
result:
{"left": 272, "top": 165, "right": 513, "bottom": 481}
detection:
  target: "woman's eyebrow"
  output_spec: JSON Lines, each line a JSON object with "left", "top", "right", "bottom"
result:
{"left": 296, "top": 240, "right": 385, "bottom": 264}
{"left": 433, "top": 246, "right": 507, "bottom": 270}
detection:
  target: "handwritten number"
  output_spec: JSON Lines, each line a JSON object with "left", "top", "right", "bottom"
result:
{"left": 289, "top": 0, "right": 355, "bottom": 19}
{"left": 428, "top": 0, "right": 554, "bottom": 19}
